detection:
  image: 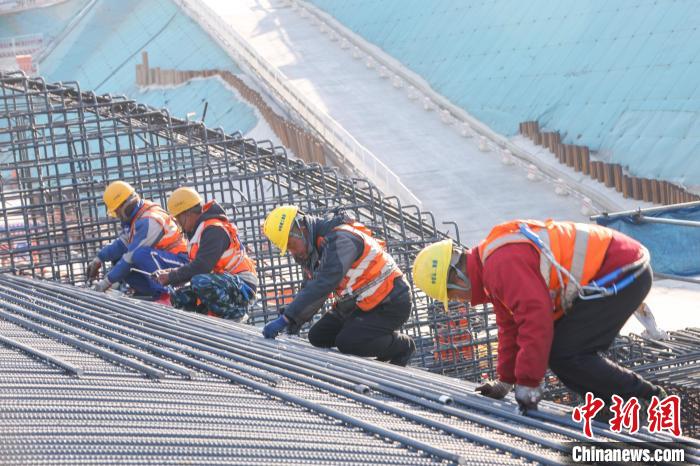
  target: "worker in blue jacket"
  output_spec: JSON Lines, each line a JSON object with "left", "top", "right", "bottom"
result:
{"left": 87, "top": 181, "right": 189, "bottom": 299}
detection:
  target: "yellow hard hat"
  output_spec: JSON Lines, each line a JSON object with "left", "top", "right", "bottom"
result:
{"left": 167, "top": 187, "right": 202, "bottom": 216}
{"left": 412, "top": 239, "right": 454, "bottom": 311}
{"left": 103, "top": 181, "right": 135, "bottom": 217}
{"left": 263, "top": 205, "right": 299, "bottom": 255}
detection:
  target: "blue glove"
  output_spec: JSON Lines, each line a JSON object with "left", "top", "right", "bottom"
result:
{"left": 263, "top": 315, "right": 289, "bottom": 339}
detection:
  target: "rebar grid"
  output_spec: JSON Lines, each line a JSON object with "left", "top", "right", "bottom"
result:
{"left": 543, "top": 329, "right": 700, "bottom": 437}
{"left": 4, "top": 273, "right": 695, "bottom": 465}
{"left": 0, "top": 71, "right": 501, "bottom": 381}
{"left": 2, "top": 73, "right": 698, "bottom": 440}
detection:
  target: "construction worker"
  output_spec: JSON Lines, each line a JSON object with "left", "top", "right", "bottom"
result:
{"left": 153, "top": 188, "right": 257, "bottom": 320}
{"left": 412, "top": 219, "right": 667, "bottom": 412}
{"left": 87, "top": 181, "right": 188, "bottom": 299}
{"left": 261, "top": 206, "right": 415, "bottom": 366}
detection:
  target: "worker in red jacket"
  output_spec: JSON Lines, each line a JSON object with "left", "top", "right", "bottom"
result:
{"left": 412, "top": 219, "right": 666, "bottom": 412}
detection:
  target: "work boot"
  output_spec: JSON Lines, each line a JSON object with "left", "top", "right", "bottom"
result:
{"left": 654, "top": 386, "right": 668, "bottom": 400}
{"left": 638, "top": 385, "right": 668, "bottom": 426}
{"left": 592, "top": 405, "right": 614, "bottom": 425}
{"left": 389, "top": 337, "right": 416, "bottom": 367}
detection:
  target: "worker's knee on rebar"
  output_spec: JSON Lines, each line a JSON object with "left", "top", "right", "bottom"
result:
{"left": 335, "top": 332, "right": 367, "bottom": 355}
{"left": 549, "top": 353, "right": 581, "bottom": 377}
{"left": 307, "top": 325, "right": 336, "bottom": 348}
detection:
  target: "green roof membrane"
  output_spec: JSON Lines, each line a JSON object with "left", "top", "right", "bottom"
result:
{"left": 0, "top": 0, "right": 258, "bottom": 135}
{"left": 309, "top": 0, "right": 700, "bottom": 188}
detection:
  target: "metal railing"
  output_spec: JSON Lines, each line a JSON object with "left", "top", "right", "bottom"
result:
{"left": 0, "top": 33, "right": 43, "bottom": 60}
{"left": 173, "top": 0, "right": 421, "bottom": 208}
{"left": 0, "top": 0, "right": 64, "bottom": 14}
{"left": 591, "top": 201, "right": 700, "bottom": 284}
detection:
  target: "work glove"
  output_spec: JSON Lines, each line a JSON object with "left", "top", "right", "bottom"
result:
{"left": 514, "top": 384, "right": 543, "bottom": 413}
{"left": 86, "top": 257, "right": 102, "bottom": 280}
{"left": 263, "top": 315, "right": 289, "bottom": 339}
{"left": 475, "top": 379, "right": 512, "bottom": 399}
{"left": 92, "top": 277, "right": 112, "bottom": 292}
{"left": 153, "top": 269, "right": 171, "bottom": 286}
{"left": 276, "top": 306, "right": 302, "bottom": 335}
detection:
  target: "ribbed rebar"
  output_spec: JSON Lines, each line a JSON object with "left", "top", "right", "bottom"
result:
{"left": 0, "top": 332, "right": 84, "bottom": 376}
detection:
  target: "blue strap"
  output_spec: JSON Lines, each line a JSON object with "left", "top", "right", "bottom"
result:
{"left": 518, "top": 224, "right": 545, "bottom": 249}
{"left": 589, "top": 267, "right": 624, "bottom": 288}
{"left": 520, "top": 223, "right": 639, "bottom": 299}
{"left": 587, "top": 272, "right": 637, "bottom": 297}
{"left": 614, "top": 274, "right": 637, "bottom": 291}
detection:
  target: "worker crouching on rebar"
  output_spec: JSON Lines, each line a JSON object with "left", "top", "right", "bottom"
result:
{"left": 87, "top": 181, "right": 189, "bottom": 301}
{"left": 261, "top": 205, "right": 416, "bottom": 366}
{"left": 412, "top": 219, "right": 667, "bottom": 413}
{"left": 153, "top": 188, "right": 258, "bottom": 321}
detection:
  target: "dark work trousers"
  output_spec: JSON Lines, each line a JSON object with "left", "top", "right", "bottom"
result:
{"left": 307, "top": 279, "right": 413, "bottom": 364}
{"left": 549, "top": 267, "right": 661, "bottom": 403}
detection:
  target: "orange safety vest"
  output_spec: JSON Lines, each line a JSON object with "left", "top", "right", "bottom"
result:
{"left": 188, "top": 204, "right": 256, "bottom": 276}
{"left": 477, "top": 219, "right": 613, "bottom": 320}
{"left": 332, "top": 223, "right": 402, "bottom": 311}
{"left": 129, "top": 201, "right": 187, "bottom": 254}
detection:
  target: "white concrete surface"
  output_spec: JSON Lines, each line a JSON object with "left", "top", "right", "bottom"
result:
{"left": 199, "top": 0, "right": 604, "bottom": 245}
{"left": 195, "top": 0, "right": 700, "bottom": 331}
{"left": 622, "top": 279, "right": 700, "bottom": 335}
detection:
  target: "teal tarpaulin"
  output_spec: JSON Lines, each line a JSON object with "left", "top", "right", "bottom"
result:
{"left": 595, "top": 203, "right": 700, "bottom": 277}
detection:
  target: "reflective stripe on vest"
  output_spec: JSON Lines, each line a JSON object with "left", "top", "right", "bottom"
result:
{"left": 129, "top": 201, "right": 187, "bottom": 254}
{"left": 333, "top": 224, "right": 402, "bottom": 311}
{"left": 188, "top": 217, "right": 256, "bottom": 276}
{"left": 478, "top": 220, "right": 613, "bottom": 317}
{"left": 480, "top": 229, "right": 552, "bottom": 287}
{"left": 562, "top": 222, "right": 592, "bottom": 310}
